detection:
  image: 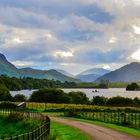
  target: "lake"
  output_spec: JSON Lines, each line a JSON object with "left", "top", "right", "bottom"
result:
{"left": 10, "top": 88, "right": 140, "bottom": 99}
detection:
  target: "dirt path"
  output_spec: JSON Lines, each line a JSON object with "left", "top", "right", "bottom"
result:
{"left": 51, "top": 117, "right": 140, "bottom": 140}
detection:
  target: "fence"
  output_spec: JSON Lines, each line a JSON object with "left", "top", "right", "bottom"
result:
{"left": 0, "top": 109, "right": 50, "bottom": 140}
{"left": 77, "top": 111, "right": 140, "bottom": 129}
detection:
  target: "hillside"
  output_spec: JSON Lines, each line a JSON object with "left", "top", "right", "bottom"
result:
{"left": 55, "top": 69, "right": 74, "bottom": 77}
{"left": 0, "top": 53, "right": 20, "bottom": 77}
{"left": 20, "top": 68, "right": 78, "bottom": 82}
{"left": 76, "top": 68, "right": 110, "bottom": 82}
{"left": 0, "top": 53, "right": 78, "bottom": 82}
{"left": 96, "top": 62, "right": 140, "bottom": 82}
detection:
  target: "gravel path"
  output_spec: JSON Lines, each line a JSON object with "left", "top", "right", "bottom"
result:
{"left": 51, "top": 117, "right": 140, "bottom": 140}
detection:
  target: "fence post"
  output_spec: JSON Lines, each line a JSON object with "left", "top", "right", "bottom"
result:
{"left": 16, "top": 135, "right": 18, "bottom": 140}
{"left": 139, "top": 115, "right": 140, "bottom": 129}
{"left": 10, "top": 136, "right": 12, "bottom": 140}
{"left": 23, "top": 133, "right": 24, "bottom": 140}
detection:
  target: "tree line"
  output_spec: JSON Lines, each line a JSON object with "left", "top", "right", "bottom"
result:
{"left": 30, "top": 88, "right": 140, "bottom": 107}
{"left": 0, "top": 75, "right": 77, "bottom": 91}
{"left": 0, "top": 86, "right": 140, "bottom": 107}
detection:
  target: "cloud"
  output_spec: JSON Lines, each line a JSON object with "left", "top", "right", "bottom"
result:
{"left": 0, "top": 0, "right": 140, "bottom": 74}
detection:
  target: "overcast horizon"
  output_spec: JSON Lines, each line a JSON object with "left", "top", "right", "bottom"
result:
{"left": 0, "top": 0, "right": 140, "bottom": 75}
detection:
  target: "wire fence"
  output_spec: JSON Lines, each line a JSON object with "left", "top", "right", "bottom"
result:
{"left": 0, "top": 109, "right": 50, "bottom": 140}
{"left": 74, "top": 111, "right": 140, "bottom": 129}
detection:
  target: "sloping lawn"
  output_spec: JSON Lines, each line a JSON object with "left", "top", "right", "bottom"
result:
{"left": 0, "top": 115, "right": 41, "bottom": 138}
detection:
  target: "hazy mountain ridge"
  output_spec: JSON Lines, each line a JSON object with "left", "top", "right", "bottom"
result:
{"left": 55, "top": 69, "right": 74, "bottom": 77}
{"left": 0, "top": 53, "right": 78, "bottom": 82}
{"left": 75, "top": 68, "right": 110, "bottom": 82}
{"left": 96, "top": 62, "right": 140, "bottom": 82}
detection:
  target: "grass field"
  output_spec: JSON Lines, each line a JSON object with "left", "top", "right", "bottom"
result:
{"left": 51, "top": 121, "right": 91, "bottom": 140}
{"left": 0, "top": 115, "right": 42, "bottom": 138}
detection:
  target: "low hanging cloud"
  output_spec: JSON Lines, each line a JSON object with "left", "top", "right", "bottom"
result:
{"left": 0, "top": 0, "right": 140, "bottom": 74}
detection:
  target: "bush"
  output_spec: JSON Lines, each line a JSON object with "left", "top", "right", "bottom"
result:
{"left": 64, "top": 108, "right": 79, "bottom": 117}
{"left": 0, "top": 102, "right": 17, "bottom": 109}
{"left": 106, "top": 96, "right": 134, "bottom": 106}
{"left": 30, "top": 88, "right": 70, "bottom": 103}
{"left": 6, "top": 112, "right": 24, "bottom": 122}
{"left": 0, "top": 85, "right": 12, "bottom": 101}
{"left": 91, "top": 96, "right": 107, "bottom": 106}
{"left": 126, "top": 83, "right": 139, "bottom": 91}
{"left": 68, "top": 91, "right": 89, "bottom": 104}
{"left": 14, "top": 94, "right": 27, "bottom": 102}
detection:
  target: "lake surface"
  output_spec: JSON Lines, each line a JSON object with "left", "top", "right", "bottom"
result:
{"left": 10, "top": 88, "right": 140, "bottom": 99}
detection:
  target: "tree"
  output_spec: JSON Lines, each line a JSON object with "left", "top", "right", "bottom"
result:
{"left": 14, "top": 94, "right": 27, "bottom": 102}
{"left": 68, "top": 91, "right": 89, "bottom": 104}
{"left": 30, "top": 88, "right": 70, "bottom": 103}
{"left": 91, "top": 96, "right": 107, "bottom": 106}
{"left": 126, "top": 83, "right": 139, "bottom": 91}
{"left": 106, "top": 96, "right": 134, "bottom": 106}
{"left": 98, "top": 80, "right": 109, "bottom": 89}
{"left": 0, "top": 85, "right": 12, "bottom": 101}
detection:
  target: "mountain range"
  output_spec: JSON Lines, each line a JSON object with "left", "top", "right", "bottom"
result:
{"left": 0, "top": 53, "right": 78, "bottom": 82}
{"left": 96, "top": 62, "right": 140, "bottom": 82}
{"left": 75, "top": 68, "right": 110, "bottom": 82}
{"left": 1, "top": 53, "right": 140, "bottom": 82}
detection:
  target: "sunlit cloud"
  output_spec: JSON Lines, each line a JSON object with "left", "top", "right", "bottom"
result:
{"left": 11, "top": 60, "right": 33, "bottom": 66}
{"left": 102, "top": 64, "right": 111, "bottom": 70}
{"left": 133, "top": 25, "right": 140, "bottom": 35}
{"left": 131, "top": 49, "right": 140, "bottom": 61}
{"left": 53, "top": 51, "right": 73, "bottom": 58}
{"left": 108, "top": 37, "right": 118, "bottom": 43}
{"left": 13, "top": 38, "right": 23, "bottom": 44}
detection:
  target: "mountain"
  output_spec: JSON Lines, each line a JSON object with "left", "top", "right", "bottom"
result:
{"left": 0, "top": 53, "right": 20, "bottom": 77}
{"left": 75, "top": 68, "right": 110, "bottom": 82}
{"left": 0, "top": 53, "right": 78, "bottom": 82}
{"left": 96, "top": 62, "right": 140, "bottom": 82}
{"left": 55, "top": 69, "right": 74, "bottom": 77}
{"left": 20, "top": 68, "right": 78, "bottom": 82}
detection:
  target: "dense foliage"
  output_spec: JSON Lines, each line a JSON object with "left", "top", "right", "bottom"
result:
{"left": 68, "top": 91, "right": 89, "bottom": 104}
{"left": 91, "top": 96, "right": 140, "bottom": 107}
{"left": 126, "top": 82, "right": 139, "bottom": 91}
{"left": 29, "top": 88, "right": 140, "bottom": 107}
{"left": 30, "top": 88, "right": 70, "bottom": 103}
{"left": 0, "top": 75, "right": 77, "bottom": 91}
{"left": 14, "top": 94, "right": 27, "bottom": 102}
{"left": 30, "top": 88, "right": 89, "bottom": 104}
{"left": 0, "top": 85, "right": 12, "bottom": 101}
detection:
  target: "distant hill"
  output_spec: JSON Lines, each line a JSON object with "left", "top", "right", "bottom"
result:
{"left": 20, "top": 68, "right": 78, "bottom": 82}
{"left": 55, "top": 69, "right": 74, "bottom": 77}
{"left": 0, "top": 53, "right": 79, "bottom": 82}
{"left": 96, "top": 62, "right": 140, "bottom": 82}
{"left": 75, "top": 68, "right": 110, "bottom": 82}
{"left": 0, "top": 53, "right": 20, "bottom": 77}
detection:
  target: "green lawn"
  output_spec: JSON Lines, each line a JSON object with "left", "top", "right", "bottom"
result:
{"left": 51, "top": 121, "right": 91, "bottom": 140}
{"left": 67, "top": 117, "right": 140, "bottom": 138}
{"left": 0, "top": 115, "right": 41, "bottom": 138}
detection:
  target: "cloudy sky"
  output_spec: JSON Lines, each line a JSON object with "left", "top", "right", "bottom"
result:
{"left": 0, "top": 0, "right": 140, "bottom": 74}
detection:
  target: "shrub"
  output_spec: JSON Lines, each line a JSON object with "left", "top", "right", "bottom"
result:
{"left": 91, "top": 96, "right": 108, "bottom": 106}
{"left": 126, "top": 83, "right": 139, "bottom": 91}
{"left": 68, "top": 91, "right": 89, "bottom": 104}
{"left": 0, "top": 102, "right": 17, "bottom": 109}
{"left": 6, "top": 112, "right": 24, "bottom": 122}
{"left": 106, "top": 96, "right": 134, "bottom": 106}
{"left": 0, "top": 85, "right": 12, "bottom": 101}
{"left": 14, "top": 94, "right": 27, "bottom": 102}
{"left": 30, "top": 88, "right": 70, "bottom": 103}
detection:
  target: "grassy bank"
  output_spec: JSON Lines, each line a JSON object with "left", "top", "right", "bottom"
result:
{"left": 51, "top": 121, "right": 91, "bottom": 140}
{"left": 0, "top": 115, "right": 41, "bottom": 138}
